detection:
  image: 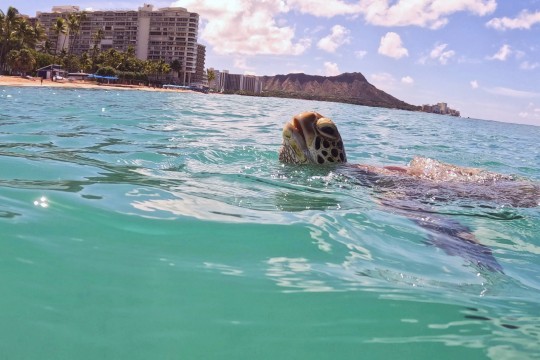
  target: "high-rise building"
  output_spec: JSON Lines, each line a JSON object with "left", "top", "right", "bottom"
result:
{"left": 211, "top": 70, "right": 262, "bottom": 94}
{"left": 240, "top": 75, "right": 262, "bottom": 94}
{"left": 35, "top": 4, "right": 204, "bottom": 85}
{"left": 193, "top": 43, "right": 206, "bottom": 86}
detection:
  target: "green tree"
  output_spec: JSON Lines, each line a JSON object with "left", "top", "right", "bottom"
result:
{"left": 30, "top": 22, "right": 47, "bottom": 50}
{"left": 207, "top": 68, "right": 215, "bottom": 83}
{"left": 14, "top": 19, "right": 33, "bottom": 48}
{"left": 0, "top": 7, "right": 22, "bottom": 72}
{"left": 6, "top": 48, "right": 35, "bottom": 75}
{"left": 91, "top": 28, "right": 104, "bottom": 71}
{"left": 66, "top": 12, "right": 85, "bottom": 55}
{"left": 1, "top": 7, "right": 45, "bottom": 73}
{"left": 96, "top": 65, "right": 116, "bottom": 76}
{"left": 42, "top": 39, "right": 53, "bottom": 54}
{"left": 63, "top": 54, "right": 81, "bottom": 72}
{"left": 51, "top": 17, "right": 67, "bottom": 54}
{"left": 154, "top": 60, "right": 170, "bottom": 83}
{"left": 79, "top": 51, "right": 92, "bottom": 72}
{"left": 33, "top": 50, "right": 55, "bottom": 70}
{"left": 49, "top": 17, "right": 67, "bottom": 79}
{"left": 102, "top": 48, "right": 122, "bottom": 69}
{"left": 171, "top": 59, "right": 182, "bottom": 80}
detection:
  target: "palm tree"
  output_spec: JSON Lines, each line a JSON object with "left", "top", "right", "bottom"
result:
{"left": 42, "top": 39, "right": 53, "bottom": 54}
{"left": 79, "top": 51, "right": 92, "bottom": 72}
{"left": 207, "top": 68, "right": 215, "bottom": 82}
{"left": 144, "top": 60, "right": 158, "bottom": 85}
{"left": 50, "top": 17, "right": 67, "bottom": 79}
{"left": 93, "top": 28, "right": 104, "bottom": 49}
{"left": 171, "top": 59, "right": 182, "bottom": 82}
{"left": 15, "top": 48, "right": 35, "bottom": 75}
{"left": 6, "top": 48, "right": 36, "bottom": 75}
{"left": 15, "top": 19, "right": 34, "bottom": 48}
{"left": 155, "top": 59, "right": 170, "bottom": 83}
{"left": 105, "top": 48, "right": 122, "bottom": 69}
{"left": 66, "top": 12, "right": 85, "bottom": 56}
{"left": 51, "top": 17, "right": 67, "bottom": 55}
{"left": 30, "top": 22, "right": 47, "bottom": 50}
{"left": 6, "top": 49, "right": 18, "bottom": 73}
{"left": 91, "top": 28, "right": 104, "bottom": 71}
{"left": 0, "top": 7, "right": 22, "bottom": 72}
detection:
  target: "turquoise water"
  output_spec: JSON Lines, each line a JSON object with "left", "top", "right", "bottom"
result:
{"left": 1, "top": 86, "right": 539, "bottom": 359}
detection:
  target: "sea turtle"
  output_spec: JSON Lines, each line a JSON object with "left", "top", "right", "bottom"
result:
{"left": 279, "top": 111, "right": 540, "bottom": 272}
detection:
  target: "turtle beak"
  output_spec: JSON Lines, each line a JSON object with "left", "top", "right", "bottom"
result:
{"left": 282, "top": 119, "right": 308, "bottom": 163}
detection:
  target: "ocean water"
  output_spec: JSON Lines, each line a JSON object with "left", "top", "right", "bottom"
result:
{"left": 1, "top": 86, "right": 539, "bottom": 359}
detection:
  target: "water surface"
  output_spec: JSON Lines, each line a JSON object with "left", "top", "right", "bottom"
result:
{"left": 1, "top": 87, "right": 539, "bottom": 359}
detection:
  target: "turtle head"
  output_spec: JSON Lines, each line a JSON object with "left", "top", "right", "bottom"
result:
{"left": 279, "top": 111, "right": 347, "bottom": 165}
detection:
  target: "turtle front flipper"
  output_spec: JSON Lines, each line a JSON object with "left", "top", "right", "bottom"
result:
{"left": 410, "top": 213, "right": 504, "bottom": 273}
{"left": 377, "top": 198, "right": 504, "bottom": 273}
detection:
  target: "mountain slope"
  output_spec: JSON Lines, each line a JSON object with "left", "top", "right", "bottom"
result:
{"left": 261, "top": 72, "right": 419, "bottom": 111}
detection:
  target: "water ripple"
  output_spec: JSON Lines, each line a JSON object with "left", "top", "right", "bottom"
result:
{"left": 2, "top": 87, "right": 540, "bottom": 358}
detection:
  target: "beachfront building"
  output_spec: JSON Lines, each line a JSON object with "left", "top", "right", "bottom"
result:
{"left": 192, "top": 44, "right": 207, "bottom": 87}
{"left": 34, "top": 4, "right": 204, "bottom": 85}
{"left": 241, "top": 75, "right": 263, "bottom": 94}
{"left": 207, "top": 68, "right": 219, "bottom": 90}
{"left": 36, "top": 64, "right": 66, "bottom": 79}
{"left": 421, "top": 102, "right": 460, "bottom": 117}
{"left": 210, "top": 69, "right": 263, "bottom": 94}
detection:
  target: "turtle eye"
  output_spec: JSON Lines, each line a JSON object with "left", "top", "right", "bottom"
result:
{"left": 316, "top": 117, "right": 339, "bottom": 139}
{"left": 319, "top": 126, "right": 336, "bottom": 137}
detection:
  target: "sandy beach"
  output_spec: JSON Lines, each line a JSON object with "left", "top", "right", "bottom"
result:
{"left": 0, "top": 75, "right": 196, "bottom": 93}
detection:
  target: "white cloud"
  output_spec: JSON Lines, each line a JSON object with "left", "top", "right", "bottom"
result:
{"left": 323, "top": 61, "right": 340, "bottom": 76}
{"left": 429, "top": 43, "right": 455, "bottom": 64}
{"left": 488, "top": 44, "right": 512, "bottom": 61}
{"left": 233, "top": 57, "right": 255, "bottom": 73}
{"left": 369, "top": 72, "right": 397, "bottom": 90}
{"left": 172, "top": 0, "right": 499, "bottom": 57}
{"left": 401, "top": 76, "right": 414, "bottom": 84}
{"left": 172, "top": 0, "right": 311, "bottom": 55}
{"left": 485, "top": 86, "right": 540, "bottom": 98}
{"left": 514, "top": 50, "right": 526, "bottom": 59}
{"left": 521, "top": 61, "right": 540, "bottom": 70}
{"left": 486, "top": 10, "right": 540, "bottom": 30}
{"left": 304, "top": 25, "right": 326, "bottom": 35}
{"left": 470, "top": 80, "right": 479, "bottom": 89}
{"left": 359, "top": 0, "right": 496, "bottom": 29}
{"left": 378, "top": 32, "right": 408, "bottom": 59}
{"left": 317, "top": 25, "right": 351, "bottom": 53}
{"left": 522, "top": 104, "right": 540, "bottom": 118}
{"left": 287, "top": 0, "right": 364, "bottom": 17}
{"left": 355, "top": 50, "right": 367, "bottom": 59}
{"left": 286, "top": 0, "right": 497, "bottom": 28}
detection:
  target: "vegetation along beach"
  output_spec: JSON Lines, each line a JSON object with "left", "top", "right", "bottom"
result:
{"left": 1, "top": 1, "right": 540, "bottom": 359}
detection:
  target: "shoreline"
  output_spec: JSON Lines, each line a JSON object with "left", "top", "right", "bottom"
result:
{"left": 0, "top": 75, "right": 196, "bottom": 93}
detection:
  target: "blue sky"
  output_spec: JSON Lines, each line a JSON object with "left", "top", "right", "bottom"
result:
{"left": 4, "top": 0, "right": 540, "bottom": 126}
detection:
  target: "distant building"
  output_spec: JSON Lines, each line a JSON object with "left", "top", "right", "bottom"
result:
{"left": 207, "top": 67, "right": 220, "bottom": 90}
{"left": 210, "top": 69, "right": 263, "bottom": 94}
{"left": 438, "top": 102, "right": 447, "bottom": 114}
{"left": 241, "top": 75, "right": 263, "bottom": 94}
{"left": 35, "top": 4, "right": 204, "bottom": 85}
{"left": 422, "top": 102, "right": 460, "bottom": 117}
{"left": 225, "top": 73, "right": 242, "bottom": 92}
{"left": 192, "top": 44, "right": 206, "bottom": 87}
{"left": 36, "top": 64, "right": 66, "bottom": 79}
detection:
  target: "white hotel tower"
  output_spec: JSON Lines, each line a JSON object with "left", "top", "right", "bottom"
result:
{"left": 36, "top": 4, "right": 204, "bottom": 85}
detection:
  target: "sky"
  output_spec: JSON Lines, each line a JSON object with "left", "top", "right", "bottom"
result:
{"left": 4, "top": 0, "right": 540, "bottom": 126}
